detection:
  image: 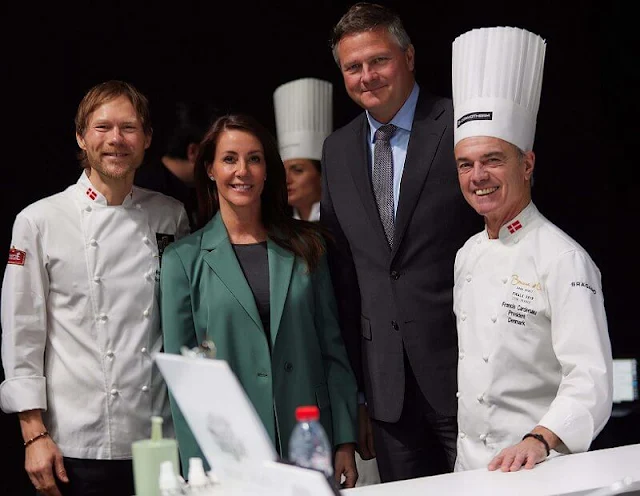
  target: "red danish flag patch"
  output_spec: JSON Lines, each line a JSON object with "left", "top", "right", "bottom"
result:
{"left": 8, "top": 247, "right": 26, "bottom": 266}
{"left": 85, "top": 188, "right": 97, "bottom": 200}
{"left": 507, "top": 220, "right": 522, "bottom": 234}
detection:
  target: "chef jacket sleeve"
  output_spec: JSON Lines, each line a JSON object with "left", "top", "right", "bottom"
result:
{"left": 537, "top": 249, "right": 613, "bottom": 453}
{"left": 0, "top": 212, "right": 49, "bottom": 413}
{"left": 175, "top": 205, "right": 191, "bottom": 240}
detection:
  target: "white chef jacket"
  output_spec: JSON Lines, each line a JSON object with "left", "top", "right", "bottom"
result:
{"left": 0, "top": 171, "right": 190, "bottom": 459}
{"left": 292, "top": 201, "right": 320, "bottom": 222}
{"left": 453, "top": 202, "right": 612, "bottom": 471}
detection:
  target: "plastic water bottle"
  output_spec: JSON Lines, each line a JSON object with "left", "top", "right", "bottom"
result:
{"left": 288, "top": 405, "right": 333, "bottom": 477}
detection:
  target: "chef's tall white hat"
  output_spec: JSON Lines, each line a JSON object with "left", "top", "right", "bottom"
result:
{"left": 452, "top": 26, "right": 546, "bottom": 151}
{"left": 273, "top": 77, "right": 333, "bottom": 161}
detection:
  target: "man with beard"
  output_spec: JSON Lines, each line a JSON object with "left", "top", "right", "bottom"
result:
{"left": 0, "top": 80, "right": 190, "bottom": 496}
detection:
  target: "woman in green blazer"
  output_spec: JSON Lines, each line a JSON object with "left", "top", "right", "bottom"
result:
{"left": 159, "top": 113, "right": 358, "bottom": 487}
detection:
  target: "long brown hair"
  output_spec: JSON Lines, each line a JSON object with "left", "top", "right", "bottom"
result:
{"left": 194, "top": 113, "right": 330, "bottom": 272}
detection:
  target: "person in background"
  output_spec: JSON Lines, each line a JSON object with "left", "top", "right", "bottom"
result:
{"left": 320, "top": 2, "right": 481, "bottom": 482}
{"left": 0, "top": 80, "right": 190, "bottom": 496}
{"left": 135, "top": 100, "right": 219, "bottom": 230}
{"left": 159, "top": 113, "right": 359, "bottom": 488}
{"left": 273, "top": 77, "right": 328, "bottom": 222}
{"left": 450, "top": 26, "right": 613, "bottom": 472}
{"left": 273, "top": 76, "right": 382, "bottom": 487}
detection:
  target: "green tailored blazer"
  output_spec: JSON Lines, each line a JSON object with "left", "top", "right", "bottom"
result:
{"left": 159, "top": 213, "right": 357, "bottom": 471}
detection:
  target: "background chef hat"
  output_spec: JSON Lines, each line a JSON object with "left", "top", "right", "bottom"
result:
{"left": 452, "top": 26, "right": 546, "bottom": 151}
{"left": 273, "top": 77, "right": 333, "bottom": 161}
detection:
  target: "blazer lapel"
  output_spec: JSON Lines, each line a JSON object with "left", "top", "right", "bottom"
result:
{"left": 393, "top": 94, "right": 448, "bottom": 255}
{"left": 267, "top": 239, "right": 295, "bottom": 347}
{"left": 348, "top": 117, "right": 392, "bottom": 252}
{"left": 201, "top": 214, "right": 263, "bottom": 331}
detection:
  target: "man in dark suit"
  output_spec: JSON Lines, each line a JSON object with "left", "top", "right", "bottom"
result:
{"left": 320, "top": 2, "right": 481, "bottom": 482}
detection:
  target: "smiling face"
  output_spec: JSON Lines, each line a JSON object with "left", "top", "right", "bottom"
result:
{"left": 76, "top": 95, "right": 151, "bottom": 181}
{"left": 208, "top": 129, "right": 266, "bottom": 215}
{"left": 336, "top": 27, "right": 415, "bottom": 123}
{"left": 455, "top": 136, "right": 535, "bottom": 235}
{"left": 284, "top": 158, "right": 321, "bottom": 211}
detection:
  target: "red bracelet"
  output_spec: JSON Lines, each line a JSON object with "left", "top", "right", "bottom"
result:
{"left": 24, "top": 430, "right": 49, "bottom": 447}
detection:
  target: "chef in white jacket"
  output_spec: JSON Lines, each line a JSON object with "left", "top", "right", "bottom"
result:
{"left": 0, "top": 80, "right": 190, "bottom": 496}
{"left": 273, "top": 77, "right": 330, "bottom": 223}
{"left": 450, "top": 27, "right": 612, "bottom": 472}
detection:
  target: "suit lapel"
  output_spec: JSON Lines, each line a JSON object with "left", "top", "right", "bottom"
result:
{"left": 348, "top": 117, "right": 392, "bottom": 252}
{"left": 201, "top": 214, "right": 263, "bottom": 331}
{"left": 267, "top": 239, "right": 295, "bottom": 347}
{"left": 393, "top": 94, "right": 448, "bottom": 256}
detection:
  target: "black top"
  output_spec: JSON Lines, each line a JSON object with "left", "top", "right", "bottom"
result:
{"left": 232, "top": 242, "right": 271, "bottom": 349}
{"left": 134, "top": 160, "right": 198, "bottom": 231}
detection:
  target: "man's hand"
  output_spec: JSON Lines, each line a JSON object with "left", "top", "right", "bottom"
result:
{"left": 488, "top": 427, "right": 559, "bottom": 472}
{"left": 25, "top": 436, "right": 68, "bottom": 496}
{"left": 356, "top": 404, "right": 376, "bottom": 460}
{"left": 334, "top": 443, "right": 358, "bottom": 488}
{"left": 488, "top": 437, "right": 547, "bottom": 471}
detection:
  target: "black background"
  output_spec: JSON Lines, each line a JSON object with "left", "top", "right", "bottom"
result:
{"left": 2, "top": 1, "right": 636, "bottom": 493}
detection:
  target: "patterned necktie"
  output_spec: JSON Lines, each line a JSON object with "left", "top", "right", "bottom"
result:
{"left": 373, "top": 124, "right": 397, "bottom": 247}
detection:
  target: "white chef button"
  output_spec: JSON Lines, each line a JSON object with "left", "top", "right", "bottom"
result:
{"left": 99, "top": 313, "right": 108, "bottom": 321}
{"left": 110, "top": 388, "right": 118, "bottom": 396}
{"left": 477, "top": 394, "right": 484, "bottom": 402}
{"left": 456, "top": 391, "right": 461, "bottom": 398}
{"left": 142, "top": 236, "right": 150, "bottom": 244}
{"left": 461, "top": 312, "right": 467, "bottom": 321}
{"left": 106, "top": 350, "right": 114, "bottom": 358}
{"left": 93, "top": 276, "right": 100, "bottom": 283}
{"left": 459, "top": 432, "right": 466, "bottom": 439}
{"left": 136, "top": 203, "right": 142, "bottom": 209}
{"left": 483, "top": 355, "right": 489, "bottom": 362}
{"left": 85, "top": 206, "right": 92, "bottom": 212}
{"left": 479, "top": 433, "right": 487, "bottom": 441}
{"left": 90, "top": 239, "right": 98, "bottom": 247}
{"left": 141, "top": 385, "right": 149, "bottom": 392}
{"left": 140, "top": 347, "right": 147, "bottom": 354}
{"left": 514, "top": 238, "right": 520, "bottom": 244}
{"left": 143, "top": 309, "right": 150, "bottom": 318}
{"left": 491, "top": 315, "right": 497, "bottom": 322}
{"left": 465, "top": 274, "right": 472, "bottom": 282}
{"left": 458, "top": 351, "right": 465, "bottom": 359}
{"left": 502, "top": 277, "right": 508, "bottom": 284}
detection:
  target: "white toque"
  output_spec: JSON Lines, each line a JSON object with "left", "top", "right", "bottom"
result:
{"left": 273, "top": 78, "right": 333, "bottom": 161}
{"left": 452, "top": 26, "right": 546, "bottom": 151}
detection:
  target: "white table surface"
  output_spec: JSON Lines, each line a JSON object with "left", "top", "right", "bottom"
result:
{"left": 342, "top": 444, "right": 640, "bottom": 496}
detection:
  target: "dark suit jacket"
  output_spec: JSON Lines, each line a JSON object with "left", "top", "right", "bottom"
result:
{"left": 320, "top": 90, "right": 481, "bottom": 422}
{"left": 160, "top": 213, "right": 357, "bottom": 470}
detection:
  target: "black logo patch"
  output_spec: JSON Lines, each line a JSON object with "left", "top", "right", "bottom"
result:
{"left": 155, "top": 233, "right": 175, "bottom": 260}
{"left": 457, "top": 111, "right": 493, "bottom": 128}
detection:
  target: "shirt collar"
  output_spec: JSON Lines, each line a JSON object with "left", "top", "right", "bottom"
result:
{"left": 496, "top": 201, "right": 539, "bottom": 242}
{"left": 292, "top": 201, "right": 320, "bottom": 222}
{"left": 367, "top": 82, "right": 419, "bottom": 143}
{"left": 76, "top": 170, "right": 135, "bottom": 207}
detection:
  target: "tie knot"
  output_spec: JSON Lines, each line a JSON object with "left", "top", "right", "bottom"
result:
{"left": 374, "top": 124, "right": 397, "bottom": 143}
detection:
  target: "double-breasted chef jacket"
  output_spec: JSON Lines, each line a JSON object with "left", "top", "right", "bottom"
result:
{"left": 453, "top": 202, "right": 612, "bottom": 471}
{"left": 0, "top": 171, "right": 190, "bottom": 459}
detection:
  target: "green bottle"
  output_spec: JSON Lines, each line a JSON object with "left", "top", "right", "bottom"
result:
{"left": 132, "top": 416, "right": 180, "bottom": 496}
